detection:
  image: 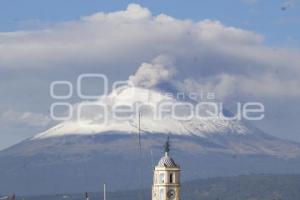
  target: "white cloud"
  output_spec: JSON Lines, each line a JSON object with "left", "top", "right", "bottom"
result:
{"left": 0, "top": 4, "right": 300, "bottom": 141}
{"left": 83, "top": 4, "right": 151, "bottom": 21}
{"left": 179, "top": 73, "right": 300, "bottom": 100}
{"left": 0, "top": 4, "right": 298, "bottom": 96}
{"left": 179, "top": 74, "right": 236, "bottom": 100}
{"left": 0, "top": 3, "right": 299, "bottom": 98}
{"left": 1, "top": 110, "right": 51, "bottom": 127}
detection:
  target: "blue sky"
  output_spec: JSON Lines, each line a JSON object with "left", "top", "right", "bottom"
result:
{"left": 0, "top": 0, "right": 299, "bottom": 150}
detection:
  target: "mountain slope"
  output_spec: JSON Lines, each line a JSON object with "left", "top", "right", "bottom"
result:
{"left": 29, "top": 86, "right": 300, "bottom": 158}
{"left": 1, "top": 86, "right": 300, "bottom": 195}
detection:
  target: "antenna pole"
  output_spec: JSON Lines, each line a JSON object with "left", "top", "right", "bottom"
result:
{"left": 138, "top": 111, "right": 143, "bottom": 200}
{"left": 104, "top": 184, "right": 106, "bottom": 200}
{"left": 150, "top": 149, "right": 154, "bottom": 168}
{"left": 138, "top": 111, "right": 141, "bottom": 153}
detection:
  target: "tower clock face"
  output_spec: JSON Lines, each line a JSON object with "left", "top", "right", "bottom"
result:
{"left": 167, "top": 189, "right": 175, "bottom": 199}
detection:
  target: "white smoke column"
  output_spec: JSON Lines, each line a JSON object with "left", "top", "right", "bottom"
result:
{"left": 129, "top": 55, "right": 177, "bottom": 88}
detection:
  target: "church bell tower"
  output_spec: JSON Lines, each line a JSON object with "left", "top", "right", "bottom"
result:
{"left": 152, "top": 137, "right": 180, "bottom": 200}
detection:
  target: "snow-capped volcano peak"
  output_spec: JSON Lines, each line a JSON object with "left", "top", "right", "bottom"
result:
{"left": 33, "top": 86, "right": 250, "bottom": 140}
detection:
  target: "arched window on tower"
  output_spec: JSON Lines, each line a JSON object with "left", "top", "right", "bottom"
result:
{"left": 159, "top": 173, "right": 165, "bottom": 183}
{"left": 170, "top": 173, "right": 173, "bottom": 183}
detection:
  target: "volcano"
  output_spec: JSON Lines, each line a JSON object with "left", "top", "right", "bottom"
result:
{"left": 1, "top": 86, "right": 300, "bottom": 195}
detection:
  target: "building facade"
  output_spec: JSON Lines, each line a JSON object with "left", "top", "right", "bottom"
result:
{"left": 152, "top": 138, "right": 180, "bottom": 200}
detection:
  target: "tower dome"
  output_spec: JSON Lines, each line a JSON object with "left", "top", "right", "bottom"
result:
{"left": 157, "top": 154, "right": 178, "bottom": 168}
